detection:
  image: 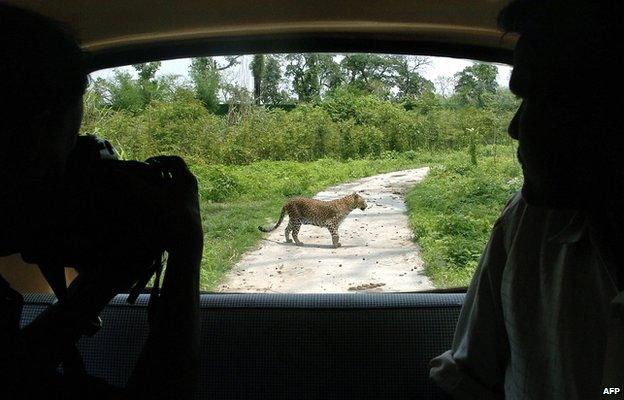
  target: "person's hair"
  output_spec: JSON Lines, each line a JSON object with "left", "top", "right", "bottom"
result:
{"left": 497, "top": 0, "right": 620, "bottom": 116}
{"left": 498, "top": 0, "right": 617, "bottom": 35}
{"left": 0, "top": 4, "right": 88, "bottom": 164}
{"left": 0, "top": 4, "right": 87, "bottom": 118}
{"left": 501, "top": 1, "right": 619, "bottom": 71}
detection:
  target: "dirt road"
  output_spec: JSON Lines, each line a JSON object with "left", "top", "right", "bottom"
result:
{"left": 217, "top": 167, "right": 434, "bottom": 293}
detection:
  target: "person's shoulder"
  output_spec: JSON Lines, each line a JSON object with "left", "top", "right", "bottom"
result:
{"left": 494, "top": 191, "right": 526, "bottom": 229}
{"left": 488, "top": 192, "right": 530, "bottom": 252}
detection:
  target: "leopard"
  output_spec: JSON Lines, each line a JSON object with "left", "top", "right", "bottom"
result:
{"left": 258, "top": 192, "right": 367, "bottom": 248}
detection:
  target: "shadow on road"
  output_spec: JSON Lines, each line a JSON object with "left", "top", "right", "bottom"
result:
{"left": 263, "top": 238, "right": 358, "bottom": 249}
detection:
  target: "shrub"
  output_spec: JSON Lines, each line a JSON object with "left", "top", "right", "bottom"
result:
{"left": 198, "top": 165, "right": 240, "bottom": 202}
{"left": 84, "top": 86, "right": 516, "bottom": 165}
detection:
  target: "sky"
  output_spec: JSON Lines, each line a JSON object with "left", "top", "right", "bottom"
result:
{"left": 90, "top": 55, "right": 512, "bottom": 95}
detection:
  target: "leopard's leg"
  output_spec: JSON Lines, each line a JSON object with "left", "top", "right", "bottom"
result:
{"left": 328, "top": 223, "right": 341, "bottom": 248}
{"left": 292, "top": 222, "right": 303, "bottom": 246}
{"left": 285, "top": 222, "right": 293, "bottom": 243}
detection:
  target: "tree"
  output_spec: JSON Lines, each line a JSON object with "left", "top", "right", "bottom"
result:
{"left": 318, "top": 56, "right": 343, "bottom": 94}
{"left": 133, "top": 61, "right": 162, "bottom": 105}
{"left": 190, "top": 57, "right": 220, "bottom": 111}
{"left": 250, "top": 54, "right": 265, "bottom": 104}
{"left": 91, "top": 70, "right": 144, "bottom": 112}
{"left": 340, "top": 54, "right": 395, "bottom": 98}
{"left": 286, "top": 53, "right": 320, "bottom": 102}
{"left": 453, "top": 63, "right": 498, "bottom": 107}
{"left": 221, "top": 83, "right": 253, "bottom": 124}
{"left": 285, "top": 53, "right": 342, "bottom": 102}
{"left": 133, "top": 61, "right": 160, "bottom": 82}
{"left": 483, "top": 86, "right": 521, "bottom": 112}
{"left": 434, "top": 75, "right": 456, "bottom": 99}
{"left": 92, "top": 64, "right": 179, "bottom": 113}
{"left": 249, "top": 55, "right": 290, "bottom": 105}
{"left": 388, "top": 55, "right": 433, "bottom": 100}
{"left": 189, "top": 56, "right": 240, "bottom": 111}
{"left": 262, "top": 55, "right": 289, "bottom": 104}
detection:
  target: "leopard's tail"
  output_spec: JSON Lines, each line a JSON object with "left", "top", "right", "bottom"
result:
{"left": 258, "top": 207, "right": 287, "bottom": 232}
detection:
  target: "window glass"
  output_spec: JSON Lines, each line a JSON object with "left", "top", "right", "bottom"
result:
{"left": 86, "top": 54, "right": 520, "bottom": 293}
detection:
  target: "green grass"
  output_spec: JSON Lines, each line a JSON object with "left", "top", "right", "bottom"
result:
{"left": 190, "top": 145, "right": 522, "bottom": 291}
{"left": 405, "top": 145, "right": 522, "bottom": 288}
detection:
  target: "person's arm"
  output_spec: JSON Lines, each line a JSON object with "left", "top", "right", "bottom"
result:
{"left": 18, "top": 155, "right": 203, "bottom": 399}
{"left": 429, "top": 211, "right": 511, "bottom": 399}
{"left": 124, "top": 156, "right": 203, "bottom": 400}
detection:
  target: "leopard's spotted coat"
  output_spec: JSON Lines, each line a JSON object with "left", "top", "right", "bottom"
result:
{"left": 259, "top": 192, "right": 367, "bottom": 248}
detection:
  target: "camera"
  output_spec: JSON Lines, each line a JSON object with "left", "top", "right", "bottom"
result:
{"left": 21, "top": 135, "right": 170, "bottom": 302}
{"left": 66, "top": 134, "right": 167, "bottom": 189}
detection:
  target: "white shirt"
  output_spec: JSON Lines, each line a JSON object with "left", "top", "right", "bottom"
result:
{"left": 429, "top": 192, "right": 622, "bottom": 400}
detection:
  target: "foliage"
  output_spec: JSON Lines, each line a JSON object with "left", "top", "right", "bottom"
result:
{"left": 386, "top": 55, "right": 433, "bottom": 100}
{"left": 94, "top": 56, "right": 511, "bottom": 113}
{"left": 406, "top": 146, "right": 522, "bottom": 287}
{"left": 81, "top": 96, "right": 225, "bottom": 163}
{"left": 90, "top": 65, "right": 184, "bottom": 113}
{"left": 250, "top": 55, "right": 289, "bottom": 105}
{"left": 453, "top": 62, "right": 499, "bottom": 107}
{"left": 82, "top": 81, "right": 517, "bottom": 164}
{"left": 133, "top": 62, "right": 162, "bottom": 105}
{"left": 201, "top": 166, "right": 240, "bottom": 202}
{"left": 91, "top": 71, "right": 144, "bottom": 113}
{"left": 339, "top": 54, "right": 433, "bottom": 101}
{"left": 285, "top": 53, "right": 342, "bottom": 102}
{"left": 250, "top": 54, "right": 265, "bottom": 104}
{"left": 340, "top": 54, "right": 394, "bottom": 98}
{"left": 189, "top": 57, "right": 221, "bottom": 111}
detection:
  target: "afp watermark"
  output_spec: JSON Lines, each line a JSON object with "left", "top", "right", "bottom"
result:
{"left": 603, "top": 387, "right": 621, "bottom": 396}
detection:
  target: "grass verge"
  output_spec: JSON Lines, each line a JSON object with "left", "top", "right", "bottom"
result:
{"left": 405, "top": 145, "right": 522, "bottom": 288}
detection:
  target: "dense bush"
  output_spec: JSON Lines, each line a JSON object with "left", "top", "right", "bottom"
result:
{"left": 81, "top": 97, "right": 225, "bottom": 163}
{"left": 81, "top": 89, "right": 517, "bottom": 167}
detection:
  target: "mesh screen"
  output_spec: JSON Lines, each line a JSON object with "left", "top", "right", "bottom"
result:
{"left": 21, "top": 293, "right": 462, "bottom": 399}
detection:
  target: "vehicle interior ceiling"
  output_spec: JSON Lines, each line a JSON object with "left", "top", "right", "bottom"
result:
{"left": 6, "top": 0, "right": 516, "bottom": 71}
{"left": 1, "top": 0, "right": 517, "bottom": 295}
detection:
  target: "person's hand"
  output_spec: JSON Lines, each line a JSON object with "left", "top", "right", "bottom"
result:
{"left": 144, "top": 156, "right": 203, "bottom": 251}
{"left": 19, "top": 154, "right": 203, "bottom": 280}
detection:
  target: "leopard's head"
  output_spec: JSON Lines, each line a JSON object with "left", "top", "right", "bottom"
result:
{"left": 352, "top": 192, "right": 367, "bottom": 211}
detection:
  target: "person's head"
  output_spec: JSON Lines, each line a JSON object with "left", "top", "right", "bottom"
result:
{"left": 350, "top": 192, "right": 367, "bottom": 211}
{"left": 1, "top": 4, "right": 88, "bottom": 180}
{"left": 499, "top": 0, "right": 622, "bottom": 208}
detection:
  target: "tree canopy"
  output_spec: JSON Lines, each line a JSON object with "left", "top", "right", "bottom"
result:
{"left": 91, "top": 55, "right": 507, "bottom": 113}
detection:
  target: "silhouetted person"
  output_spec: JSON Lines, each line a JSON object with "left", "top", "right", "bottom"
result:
{"left": 1, "top": 4, "right": 202, "bottom": 399}
{"left": 430, "top": 0, "right": 623, "bottom": 399}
